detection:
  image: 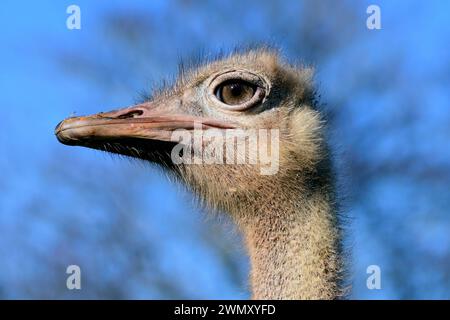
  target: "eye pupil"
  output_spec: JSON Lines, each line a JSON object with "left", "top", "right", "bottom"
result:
{"left": 230, "top": 83, "right": 243, "bottom": 96}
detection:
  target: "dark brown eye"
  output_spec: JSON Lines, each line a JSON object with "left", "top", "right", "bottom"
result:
{"left": 215, "top": 80, "right": 256, "bottom": 105}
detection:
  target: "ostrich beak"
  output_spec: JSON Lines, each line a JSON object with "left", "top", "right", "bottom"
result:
{"left": 55, "top": 103, "right": 236, "bottom": 147}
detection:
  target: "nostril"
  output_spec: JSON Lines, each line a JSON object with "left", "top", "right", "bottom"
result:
{"left": 117, "top": 109, "right": 144, "bottom": 119}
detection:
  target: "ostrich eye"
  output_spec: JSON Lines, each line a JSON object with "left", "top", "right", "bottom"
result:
{"left": 215, "top": 80, "right": 256, "bottom": 106}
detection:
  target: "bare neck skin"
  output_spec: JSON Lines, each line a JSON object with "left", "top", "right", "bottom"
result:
{"left": 238, "top": 188, "right": 342, "bottom": 300}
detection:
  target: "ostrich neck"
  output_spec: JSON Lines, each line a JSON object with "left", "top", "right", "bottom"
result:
{"left": 240, "top": 189, "right": 342, "bottom": 300}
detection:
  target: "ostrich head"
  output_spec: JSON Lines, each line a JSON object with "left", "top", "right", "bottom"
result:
{"left": 56, "top": 49, "right": 324, "bottom": 218}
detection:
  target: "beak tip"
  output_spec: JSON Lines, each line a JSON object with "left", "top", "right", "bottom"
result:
{"left": 54, "top": 119, "right": 77, "bottom": 146}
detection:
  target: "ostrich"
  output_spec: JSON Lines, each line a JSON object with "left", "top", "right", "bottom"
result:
{"left": 55, "top": 49, "right": 345, "bottom": 299}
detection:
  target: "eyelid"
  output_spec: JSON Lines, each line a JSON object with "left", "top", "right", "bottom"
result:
{"left": 207, "top": 70, "right": 268, "bottom": 111}
{"left": 209, "top": 70, "right": 266, "bottom": 89}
